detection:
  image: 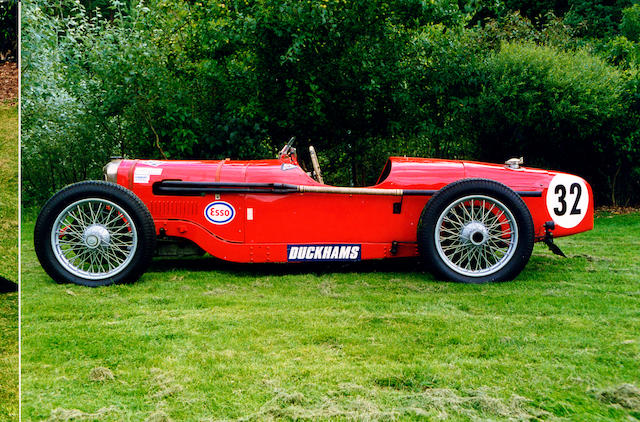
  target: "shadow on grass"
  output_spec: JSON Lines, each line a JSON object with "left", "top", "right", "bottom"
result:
{"left": 148, "top": 255, "right": 427, "bottom": 278}
{"left": 0, "top": 276, "right": 17, "bottom": 293}
{"left": 145, "top": 255, "right": 550, "bottom": 286}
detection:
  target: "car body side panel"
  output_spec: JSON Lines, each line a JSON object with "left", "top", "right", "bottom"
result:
{"left": 115, "top": 155, "right": 593, "bottom": 263}
{"left": 243, "top": 193, "right": 427, "bottom": 244}
{"left": 153, "top": 218, "right": 418, "bottom": 262}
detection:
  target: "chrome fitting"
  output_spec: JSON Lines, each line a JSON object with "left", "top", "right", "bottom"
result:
{"left": 103, "top": 159, "right": 122, "bottom": 183}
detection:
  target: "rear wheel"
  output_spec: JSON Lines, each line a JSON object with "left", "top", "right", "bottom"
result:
{"left": 34, "top": 181, "right": 156, "bottom": 287}
{"left": 417, "top": 179, "right": 534, "bottom": 283}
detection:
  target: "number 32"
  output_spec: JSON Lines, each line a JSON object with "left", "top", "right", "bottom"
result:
{"left": 554, "top": 183, "right": 582, "bottom": 216}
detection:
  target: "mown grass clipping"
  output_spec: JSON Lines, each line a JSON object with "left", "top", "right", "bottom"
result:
{"left": 21, "top": 211, "right": 640, "bottom": 421}
{"left": 0, "top": 105, "right": 18, "bottom": 421}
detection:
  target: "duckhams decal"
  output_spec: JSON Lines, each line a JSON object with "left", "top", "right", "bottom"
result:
{"left": 204, "top": 201, "right": 236, "bottom": 225}
{"left": 287, "top": 244, "right": 361, "bottom": 261}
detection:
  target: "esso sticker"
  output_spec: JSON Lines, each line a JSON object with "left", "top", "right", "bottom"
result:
{"left": 204, "top": 201, "right": 235, "bottom": 225}
{"left": 546, "top": 174, "right": 589, "bottom": 228}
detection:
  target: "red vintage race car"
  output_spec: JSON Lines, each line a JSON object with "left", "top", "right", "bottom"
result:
{"left": 34, "top": 139, "right": 594, "bottom": 287}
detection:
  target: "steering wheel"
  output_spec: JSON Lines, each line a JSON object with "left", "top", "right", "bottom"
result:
{"left": 309, "top": 145, "right": 324, "bottom": 184}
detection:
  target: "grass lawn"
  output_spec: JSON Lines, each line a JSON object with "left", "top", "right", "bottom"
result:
{"left": 21, "top": 211, "right": 640, "bottom": 421}
{"left": 0, "top": 105, "right": 19, "bottom": 421}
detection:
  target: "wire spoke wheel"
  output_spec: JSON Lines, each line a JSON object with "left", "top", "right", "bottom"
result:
{"left": 418, "top": 179, "right": 534, "bottom": 283}
{"left": 50, "top": 198, "right": 138, "bottom": 280}
{"left": 35, "top": 181, "right": 156, "bottom": 286}
{"left": 435, "top": 195, "right": 518, "bottom": 277}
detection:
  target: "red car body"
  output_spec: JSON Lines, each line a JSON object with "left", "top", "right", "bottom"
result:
{"left": 106, "top": 154, "right": 594, "bottom": 264}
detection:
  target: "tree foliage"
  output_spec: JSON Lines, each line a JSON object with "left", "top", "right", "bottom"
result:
{"left": 0, "top": 0, "right": 17, "bottom": 60}
{"left": 622, "top": 3, "right": 640, "bottom": 42}
{"left": 22, "top": 0, "right": 640, "bottom": 206}
{"left": 472, "top": 43, "right": 639, "bottom": 204}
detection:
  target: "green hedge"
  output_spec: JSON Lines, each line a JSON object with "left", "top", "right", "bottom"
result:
{"left": 21, "top": 0, "right": 640, "bottom": 206}
{"left": 471, "top": 43, "right": 639, "bottom": 205}
{"left": 0, "top": 0, "right": 17, "bottom": 60}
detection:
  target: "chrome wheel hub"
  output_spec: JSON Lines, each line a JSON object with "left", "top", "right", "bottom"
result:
{"left": 461, "top": 222, "right": 489, "bottom": 246}
{"left": 83, "top": 225, "right": 110, "bottom": 249}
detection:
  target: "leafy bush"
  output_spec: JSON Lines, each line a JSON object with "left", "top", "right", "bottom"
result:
{"left": 503, "top": 0, "right": 569, "bottom": 19}
{"left": 594, "top": 35, "right": 640, "bottom": 67}
{"left": 21, "top": 3, "right": 115, "bottom": 203}
{"left": 472, "top": 42, "right": 640, "bottom": 204}
{"left": 564, "top": 0, "right": 631, "bottom": 39}
{"left": 0, "top": 0, "right": 17, "bottom": 60}
{"left": 479, "top": 10, "right": 579, "bottom": 50}
{"left": 23, "top": 0, "right": 477, "bottom": 197}
{"left": 22, "top": 1, "right": 274, "bottom": 204}
{"left": 621, "top": 3, "right": 640, "bottom": 42}
{"left": 21, "top": 0, "right": 640, "bottom": 206}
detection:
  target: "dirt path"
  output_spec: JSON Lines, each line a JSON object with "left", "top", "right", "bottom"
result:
{"left": 0, "top": 62, "right": 17, "bottom": 105}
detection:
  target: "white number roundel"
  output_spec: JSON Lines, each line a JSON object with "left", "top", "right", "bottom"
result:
{"left": 546, "top": 174, "right": 589, "bottom": 229}
{"left": 204, "top": 201, "right": 235, "bottom": 225}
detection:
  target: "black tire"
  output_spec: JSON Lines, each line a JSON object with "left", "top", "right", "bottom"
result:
{"left": 34, "top": 181, "right": 156, "bottom": 287}
{"left": 417, "top": 178, "right": 534, "bottom": 283}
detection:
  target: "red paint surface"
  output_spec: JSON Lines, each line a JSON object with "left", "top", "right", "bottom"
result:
{"left": 115, "top": 156, "right": 594, "bottom": 263}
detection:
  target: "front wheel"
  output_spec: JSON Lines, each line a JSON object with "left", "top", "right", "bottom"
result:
{"left": 417, "top": 179, "right": 534, "bottom": 283}
{"left": 34, "top": 181, "right": 156, "bottom": 287}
